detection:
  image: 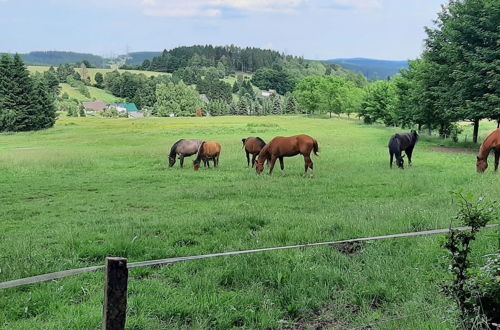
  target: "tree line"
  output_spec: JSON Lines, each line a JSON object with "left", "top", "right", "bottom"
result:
{"left": 357, "top": 0, "right": 499, "bottom": 143}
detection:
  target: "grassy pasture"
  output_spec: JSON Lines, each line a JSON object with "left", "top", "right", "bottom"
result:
{"left": 27, "top": 66, "right": 168, "bottom": 84}
{"left": 0, "top": 116, "right": 498, "bottom": 329}
{"left": 59, "top": 83, "right": 123, "bottom": 104}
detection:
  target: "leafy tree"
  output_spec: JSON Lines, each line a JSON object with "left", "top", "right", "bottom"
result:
{"left": 196, "top": 77, "right": 232, "bottom": 104}
{"left": 421, "top": 0, "right": 500, "bottom": 142}
{"left": 294, "top": 77, "right": 323, "bottom": 114}
{"left": 251, "top": 68, "right": 296, "bottom": 95}
{"left": 359, "top": 80, "right": 398, "bottom": 125}
{"left": 206, "top": 99, "right": 229, "bottom": 116}
{"left": 154, "top": 81, "right": 202, "bottom": 117}
{"left": 94, "top": 72, "right": 104, "bottom": 88}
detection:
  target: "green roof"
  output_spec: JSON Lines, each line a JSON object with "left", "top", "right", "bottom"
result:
{"left": 124, "top": 103, "right": 138, "bottom": 112}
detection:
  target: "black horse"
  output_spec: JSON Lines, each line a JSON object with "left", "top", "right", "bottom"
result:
{"left": 388, "top": 130, "right": 419, "bottom": 169}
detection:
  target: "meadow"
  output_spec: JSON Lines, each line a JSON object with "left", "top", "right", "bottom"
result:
{"left": 27, "top": 66, "right": 168, "bottom": 84}
{"left": 0, "top": 116, "right": 498, "bottom": 329}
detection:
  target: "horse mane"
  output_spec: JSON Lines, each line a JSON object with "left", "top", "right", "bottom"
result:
{"left": 169, "top": 139, "right": 184, "bottom": 159}
{"left": 255, "top": 137, "right": 266, "bottom": 147}
{"left": 194, "top": 141, "right": 206, "bottom": 164}
{"left": 411, "top": 130, "right": 419, "bottom": 143}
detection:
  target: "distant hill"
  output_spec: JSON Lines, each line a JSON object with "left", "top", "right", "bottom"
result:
{"left": 124, "top": 52, "right": 163, "bottom": 66}
{"left": 324, "top": 58, "right": 409, "bottom": 80}
{"left": 16, "top": 51, "right": 107, "bottom": 68}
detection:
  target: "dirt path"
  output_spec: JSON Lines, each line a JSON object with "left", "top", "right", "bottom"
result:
{"left": 426, "top": 146, "right": 477, "bottom": 154}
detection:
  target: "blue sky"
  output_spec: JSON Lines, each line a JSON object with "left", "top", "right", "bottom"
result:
{"left": 0, "top": 0, "right": 447, "bottom": 60}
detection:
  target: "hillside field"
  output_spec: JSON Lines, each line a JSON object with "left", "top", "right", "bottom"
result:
{"left": 0, "top": 116, "right": 498, "bottom": 329}
{"left": 27, "top": 66, "right": 168, "bottom": 84}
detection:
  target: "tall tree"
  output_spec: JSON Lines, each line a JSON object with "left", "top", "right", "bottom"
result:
{"left": 423, "top": 0, "right": 500, "bottom": 143}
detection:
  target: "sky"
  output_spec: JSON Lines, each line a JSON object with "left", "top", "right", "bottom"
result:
{"left": 0, "top": 0, "right": 447, "bottom": 60}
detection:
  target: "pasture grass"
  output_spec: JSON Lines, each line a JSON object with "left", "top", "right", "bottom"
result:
{"left": 59, "top": 83, "right": 123, "bottom": 104}
{"left": 28, "top": 66, "right": 168, "bottom": 84}
{"left": 0, "top": 116, "right": 499, "bottom": 329}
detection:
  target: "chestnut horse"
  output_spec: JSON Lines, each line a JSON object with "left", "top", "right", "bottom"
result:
{"left": 476, "top": 129, "right": 500, "bottom": 173}
{"left": 255, "top": 135, "right": 319, "bottom": 175}
{"left": 242, "top": 137, "right": 266, "bottom": 167}
{"left": 193, "top": 141, "right": 221, "bottom": 171}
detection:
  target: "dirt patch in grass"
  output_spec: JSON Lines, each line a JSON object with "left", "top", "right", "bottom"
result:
{"left": 333, "top": 242, "right": 364, "bottom": 257}
{"left": 427, "top": 147, "right": 477, "bottom": 154}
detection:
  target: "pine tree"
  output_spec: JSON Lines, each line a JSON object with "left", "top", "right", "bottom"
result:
{"left": 10, "top": 54, "right": 36, "bottom": 131}
{"left": 283, "top": 93, "right": 298, "bottom": 114}
{"left": 272, "top": 96, "right": 282, "bottom": 115}
{"left": 32, "top": 78, "right": 57, "bottom": 129}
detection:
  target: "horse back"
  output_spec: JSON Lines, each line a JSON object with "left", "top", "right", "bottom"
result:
{"left": 203, "top": 141, "right": 221, "bottom": 156}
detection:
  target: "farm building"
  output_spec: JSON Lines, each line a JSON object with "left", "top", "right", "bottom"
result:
{"left": 82, "top": 101, "right": 107, "bottom": 113}
{"left": 108, "top": 103, "right": 143, "bottom": 118}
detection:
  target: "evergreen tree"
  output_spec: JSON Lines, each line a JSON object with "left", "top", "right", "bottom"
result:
{"left": 272, "top": 96, "right": 282, "bottom": 115}
{"left": 43, "top": 66, "right": 60, "bottom": 96}
{"left": 284, "top": 93, "right": 299, "bottom": 114}
{"left": 32, "top": 78, "right": 57, "bottom": 129}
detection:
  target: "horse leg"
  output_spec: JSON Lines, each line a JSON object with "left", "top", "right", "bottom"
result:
{"left": 246, "top": 151, "right": 250, "bottom": 167}
{"left": 268, "top": 156, "right": 277, "bottom": 175}
{"left": 251, "top": 154, "right": 257, "bottom": 168}
{"left": 495, "top": 151, "right": 499, "bottom": 172}
{"left": 389, "top": 152, "right": 393, "bottom": 169}
{"left": 179, "top": 155, "right": 184, "bottom": 168}
{"left": 279, "top": 157, "right": 284, "bottom": 171}
{"left": 304, "top": 155, "right": 313, "bottom": 174}
{"left": 406, "top": 147, "right": 414, "bottom": 167}
{"left": 215, "top": 154, "right": 219, "bottom": 167}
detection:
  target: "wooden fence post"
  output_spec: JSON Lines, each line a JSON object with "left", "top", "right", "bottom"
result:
{"left": 103, "top": 257, "right": 128, "bottom": 330}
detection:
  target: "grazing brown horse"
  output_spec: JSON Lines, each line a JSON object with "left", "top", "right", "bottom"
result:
{"left": 169, "top": 139, "right": 203, "bottom": 168}
{"left": 193, "top": 141, "right": 221, "bottom": 171}
{"left": 242, "top": 137, "right": 266, "bottom": 167}
{"left": 476, "top": 129, "right": 500, "bottom": 173}
{"left": 255, "top": 135, "right": 319, "bottom": 175}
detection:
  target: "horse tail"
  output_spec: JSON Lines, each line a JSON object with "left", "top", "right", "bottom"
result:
{"left": 194, "top": 141, "right": 205, "bottom": 164}
{"left": 169, "top": 139, "right": 183, "bottom": 159}
{"left": 312, "top": 139, "right": 319, "bottom": 156}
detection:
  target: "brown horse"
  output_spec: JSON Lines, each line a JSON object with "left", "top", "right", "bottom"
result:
{"left": 476, "top": 129, "right": 500, "bottom": 173}
{"left": 193, "top": 141, "right": 221, "bottom": 171}
{"left": 255, "top": 135, "right": 319, "bottom": 175}
{"left": 242, "top": 137, "right": 266, "bottom": 167}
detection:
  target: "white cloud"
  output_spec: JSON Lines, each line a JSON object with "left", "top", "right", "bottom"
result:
{"left": 140, "top": 0, "right": 381, "bottom": 17}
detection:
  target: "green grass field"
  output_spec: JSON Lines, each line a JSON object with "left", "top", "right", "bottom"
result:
{"left": 0, "top": 116, "right": 498, "bottom": 329}
{"left": 59, "top": 83, "right": 123, "bottom": 104}
{"left": 28, "top": 66, "right": 168, "bottom": 84}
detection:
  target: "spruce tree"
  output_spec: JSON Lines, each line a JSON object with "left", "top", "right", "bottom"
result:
{"left": 32, "top": 78, "right": 57, "bottom": 129}
{"left": 10, "top": 54, "right": 36, "bottom": 131}
{"left": 272, "top": 96, "right": 282, "bottom": 115}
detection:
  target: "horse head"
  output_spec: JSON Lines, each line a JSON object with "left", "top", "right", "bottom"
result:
{"left": 397, "top": 154, "right": 405, "bottom": 169}
{"left": 168, "top": 156, "right": 176, "bottom": 167}
{"left": 255, "top": 159, "right": 264, "bottom": 174}
{"left": 476, "top": 156, "right": 487, "bottom": 173}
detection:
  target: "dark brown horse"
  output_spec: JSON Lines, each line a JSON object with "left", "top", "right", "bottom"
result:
{"left": 255, "top": 135, "right": 319, "bottom": 175}
{"left": 193, "top": 141, "right": 221, "bottom": 171}
{"left": 388, "top": 130, "right": 419, "bottom": 169}
{"left": 242, "top": 137, "right": 266, "bottom": 167}
{"left": 476, "top": 129, "right": 500, "bottom": 173}
{"left": 169, "top": 139, "right": 203, "bottom": 168}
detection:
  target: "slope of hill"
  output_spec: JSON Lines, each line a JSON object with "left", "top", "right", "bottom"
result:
{"left": 325, "top": 58, "right": 409, "bottom": 80}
